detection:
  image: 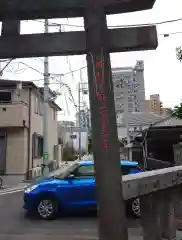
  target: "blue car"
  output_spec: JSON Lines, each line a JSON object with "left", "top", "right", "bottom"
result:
{"left": 23, "top": 160, "right": 142, "bottom": 220}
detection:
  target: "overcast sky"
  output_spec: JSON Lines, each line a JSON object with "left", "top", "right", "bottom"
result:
{"left": 1, "top": 0, "right": 182, "bottom": 121}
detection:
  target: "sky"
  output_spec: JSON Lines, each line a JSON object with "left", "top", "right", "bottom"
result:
{"left": 1, "top": 0, "right": 182, "bottom": 121}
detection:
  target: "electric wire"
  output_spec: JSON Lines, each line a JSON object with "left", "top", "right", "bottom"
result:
{"left": 33, "top": 17, "right": 182, "bottom": 29}
{"left": 0, "top": 59, "right": 14, "bottom": 76}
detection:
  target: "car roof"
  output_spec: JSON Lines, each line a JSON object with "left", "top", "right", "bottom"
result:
{"left": 79, "top": 160, "right": 139, "bottom": 167}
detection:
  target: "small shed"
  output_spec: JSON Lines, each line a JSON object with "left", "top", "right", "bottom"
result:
{"left": 143, "top": 116, "right": 182, "bottom": 168}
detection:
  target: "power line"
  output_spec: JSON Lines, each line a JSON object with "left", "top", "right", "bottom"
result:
{"left": 10, "top": 60, "right": 87, "bottom": 78}
{"left": 109, "top": 17, "right": 182, "bottom": 28}
{"left": 51, "top": 66, "right": 87, "bottom": 77}
{"left": 32, "top": 19, "right": 84, "bottom": 28}
{"left": 0, "top": 59, "right": 14, "bottom": 76}
{"left": 17, "top": 61, "right": 43, "bottom": 75}
{"left": 158, "top": 31, "right": 182, "bottom": 37}
{"left": 33, "top": 17, "right": 182, "bottom": 29}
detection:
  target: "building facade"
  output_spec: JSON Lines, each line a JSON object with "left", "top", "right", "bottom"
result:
{"left": 58, "top": 124, "right": 88, "bottom": 152}
{"left": 59, "top": 121, "right": 75, "bottom": 128}
{"left": 75, "top": 60, "right": 145, "bottom": 135}
{"left": 0, "top": 80, "right": 61, "bottom": 183}
{"left": 112, "top": 60, "right": 145, "bottom": 115}
{"left": 139, "top": 94, "right": 164, "bottom": 115}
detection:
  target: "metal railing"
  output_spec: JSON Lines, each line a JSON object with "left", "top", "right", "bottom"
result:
{"left": 0, "top": 100, "right": 28, "bottom": 106}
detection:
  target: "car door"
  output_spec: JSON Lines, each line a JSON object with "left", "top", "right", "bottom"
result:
{"left": 64, "top": 164, "right": 96, "bottom": 210}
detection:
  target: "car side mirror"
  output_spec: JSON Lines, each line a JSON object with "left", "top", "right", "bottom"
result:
{"left": 66, "top": 174, "right": 75, "bottom": 182}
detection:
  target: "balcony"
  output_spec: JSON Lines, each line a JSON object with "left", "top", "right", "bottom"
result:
{"left": 0, "top": 101, "right": 29, "bottom": 127}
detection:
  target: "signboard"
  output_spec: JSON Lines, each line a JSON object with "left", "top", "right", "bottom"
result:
{"left": 43, "top": 152, "right": 49, "bottom": 160}
{"left": 70, "top": 135, "right": 77, "bottom": 139}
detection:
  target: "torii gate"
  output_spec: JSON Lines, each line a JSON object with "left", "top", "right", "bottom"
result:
{"left": 0, "top": 1, "right": 157, "bottom": 240}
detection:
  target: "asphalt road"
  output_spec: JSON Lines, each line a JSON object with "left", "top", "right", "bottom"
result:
{"left": 0, "top": 190, "right": 143, "bottom": 240}
{"left": 0, "top": 190, "right": 181, "bottom": 240}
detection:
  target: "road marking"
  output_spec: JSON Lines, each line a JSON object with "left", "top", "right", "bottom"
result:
{"left": 0, "top": 186, "right": 27, "bottom": 196}
{"left": 73, "top": 236, "right": 98, "bottom": 240}
{"left": 0, "top": 188, "right": 25, "bottom": 196}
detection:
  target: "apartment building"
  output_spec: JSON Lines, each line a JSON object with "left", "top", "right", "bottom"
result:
{"left": 0, "top": 80, "right": 61, "bottom": 182}
{"left": 112, "top": 60, "right": 145, "bottom": 115}
{"left": 139, "top": 94, "right": 163, "bottom": 115}
{"left": 75, "top": 61, "right": 145, "bottom": 137}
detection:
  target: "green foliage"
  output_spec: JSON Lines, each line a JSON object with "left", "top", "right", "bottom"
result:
{"left": 63, "top": 143, "right": 77, "bottom": 161}
{"left": 173, "top": 103, "right": 182, "bottom": 119}
{"left": 176, "top": 46, "right": 182, "bottom": 61}
{"left": 119, "top": 139, "right": 125, "bottom": 147}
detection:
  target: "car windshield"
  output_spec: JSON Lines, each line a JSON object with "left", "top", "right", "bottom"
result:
{"left": 45, "top": 161, "right": 143, "bottom": 180}
{"left": 49, "top": 162, "right": 79, "bottom": 179}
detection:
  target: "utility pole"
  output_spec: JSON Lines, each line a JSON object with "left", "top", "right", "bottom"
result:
{"left": 124, "top": 79, "right": 132, "bottom": 160}
{"left": 0, "top": 61, "right": 2, "bottom": 79}
{"left": 43, "top": 19, "right": 50, "bottom": 176}
{"left": 78, "top": 82, "right": 81, "bottom": 160}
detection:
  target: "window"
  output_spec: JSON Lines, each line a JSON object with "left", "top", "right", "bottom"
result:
{"left": 34, "top": 96, "right": 39, "bottom": 114}
{"left": 0, "top": 91, "right": 12, "bottom": 103}
{"left": 121, "top": 165, "right": 142, "bottom": 175}
{"left": 53, "top": 110, "right": 57, "bottom": 120}
{"left": 34, "top": 96, "right": 43, "bottom": 115}
{"left": 74, "top": 165, "right": 95, "bottom": 177}
{"left": 32, "top": 133, "right": 43, "bottom": 158}
{"left": 39, "top": 101, "right": 43, "bottom": 116}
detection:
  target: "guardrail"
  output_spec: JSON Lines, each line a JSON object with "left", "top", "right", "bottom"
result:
{"left": 123, "top": 166, "right": 182, "bottom": 239}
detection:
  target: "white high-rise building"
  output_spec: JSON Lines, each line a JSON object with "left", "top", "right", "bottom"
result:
{"left": 75, "top": 61, "right": 145, "bottom": 137}
{"left": 112, "top": 60, "right": 145, "bottom": 115}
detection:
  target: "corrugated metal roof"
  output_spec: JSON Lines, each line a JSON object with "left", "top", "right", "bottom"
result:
{"left": 153, "top": 117, "right": 182, "bottom": 127}
{"left": 117, "top": 112, "right": 167, "bottom": 127}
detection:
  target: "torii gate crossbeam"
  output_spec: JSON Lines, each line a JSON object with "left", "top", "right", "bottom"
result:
{"left": 0, "top": 26, "right": 157, "bottom": 58}
{"left": 0, "top": 0, "right": 155, "bottom": 19}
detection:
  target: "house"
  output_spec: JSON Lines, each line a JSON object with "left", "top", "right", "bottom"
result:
{"left": 117, "top": 111, "right": 167, "bottom": 140}
{"left": 58, "top": 123, "right": 88, "bottom": 152}
{"left": 133, "top": 116, "right": 182, "bottom": 170}
{"left": 0, "top": 79, "right": 61, "bottom": 184}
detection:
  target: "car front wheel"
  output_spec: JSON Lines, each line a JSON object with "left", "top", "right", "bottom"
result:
{"left": 131, "top": 198, "right": 140, "bottom": 218}
{"left": 36, "top": 197, "right": 58, "bottom": 220}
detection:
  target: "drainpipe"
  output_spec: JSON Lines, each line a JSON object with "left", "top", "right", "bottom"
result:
{"left": 26, "top": 88, "right": 31, "bottom": 180}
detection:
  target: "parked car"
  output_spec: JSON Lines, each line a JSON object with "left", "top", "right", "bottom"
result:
{"left": 23, "top": 160, "right": 143, "bottom": 220}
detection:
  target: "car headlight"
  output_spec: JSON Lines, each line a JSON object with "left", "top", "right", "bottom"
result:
{"left": 24, "top": 184, "right": 38, "bottom": 193}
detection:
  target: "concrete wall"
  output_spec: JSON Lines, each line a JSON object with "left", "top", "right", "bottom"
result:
{"left": 0, "top": 102, "right": 29, "bottom": 127}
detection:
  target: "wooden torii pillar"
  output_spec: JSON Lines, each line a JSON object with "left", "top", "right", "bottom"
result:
{"left": 0, "top": 1, "right": 157, "bottom": 239}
